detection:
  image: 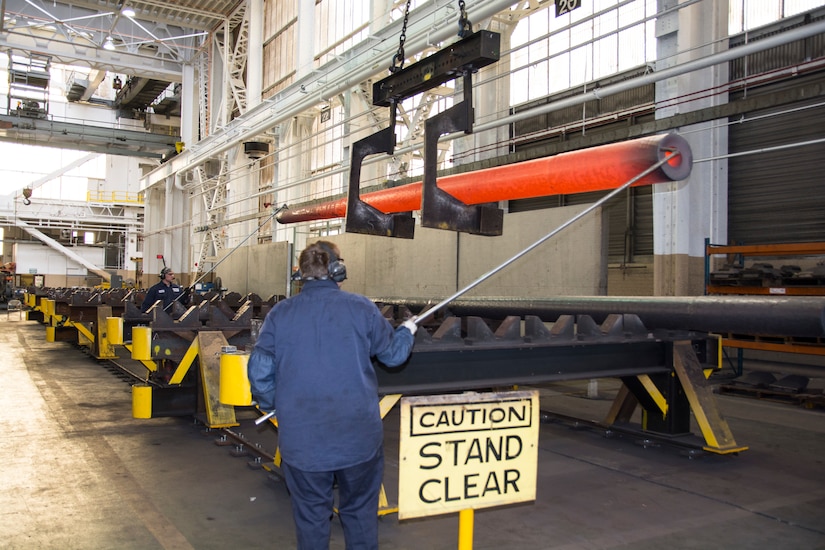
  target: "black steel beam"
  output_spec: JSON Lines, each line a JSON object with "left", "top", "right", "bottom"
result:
{"left": 372, "top": 30, "right": 500, "bottom": 107}
{"left": 376, "top": 340, "right": 673, "bottom": 395}
{"left": 373, "top": 314, "right": 714, "bottom": 395}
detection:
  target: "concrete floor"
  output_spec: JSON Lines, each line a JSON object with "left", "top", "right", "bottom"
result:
{"left": 2, "top": 315, "right": 825, "bottom": 550}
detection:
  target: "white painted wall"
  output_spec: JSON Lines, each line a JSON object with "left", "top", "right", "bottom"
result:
{"left": 13, "top": 242, "right": 106, "bottom": 285}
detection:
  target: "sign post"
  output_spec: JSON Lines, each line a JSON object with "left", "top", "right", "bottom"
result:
{"left": 398, "top": 390, "right": 540, "bottom": 547}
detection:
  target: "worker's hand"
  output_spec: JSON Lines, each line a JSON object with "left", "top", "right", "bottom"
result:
{"left": 402, "top": 316, "right": 418, "bottom": 335}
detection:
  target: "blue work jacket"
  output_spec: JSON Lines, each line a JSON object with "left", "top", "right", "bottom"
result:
{"left": 141, "top": 281, "right": 186, "bottom": 312}
{"left": 248, "top": 279, "right": 414, "bottom": 471}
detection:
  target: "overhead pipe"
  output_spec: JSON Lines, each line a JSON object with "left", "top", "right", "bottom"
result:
{"left": 277, "top": 132, "right": 691, "bottom": 224}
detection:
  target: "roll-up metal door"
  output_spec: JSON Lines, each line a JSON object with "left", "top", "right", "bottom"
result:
{"left": 728, "top": 96, "right": 825, "bottom": 244}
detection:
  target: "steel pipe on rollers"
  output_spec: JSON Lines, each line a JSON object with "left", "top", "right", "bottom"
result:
{"left": 370, "top": 296, "right": 825, "bottom": 339}
{"left": 277, "top": 132, "right": 692, "bottom": 224}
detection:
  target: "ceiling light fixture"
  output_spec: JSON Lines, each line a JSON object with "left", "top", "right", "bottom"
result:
{"left": 121, "top": 7, "right": 136, "bottom": 18}
{"left": 103, "top": 36, "right": 116, "bottom": 50}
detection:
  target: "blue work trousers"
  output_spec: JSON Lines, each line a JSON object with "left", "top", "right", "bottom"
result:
{"left": 282, "top": 445, "right": 384, "bottom": 550}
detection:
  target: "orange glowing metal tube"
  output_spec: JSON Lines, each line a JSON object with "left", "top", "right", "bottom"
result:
{"left": 278, "top": 133, "right": 691, "bottom": 224}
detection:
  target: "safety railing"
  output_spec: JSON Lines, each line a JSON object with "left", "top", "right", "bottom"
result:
{"left": 86, "top": 191, "right": 144, "bottom": 204}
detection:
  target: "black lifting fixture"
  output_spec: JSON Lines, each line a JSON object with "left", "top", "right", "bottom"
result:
{"left": 345, "top": 1, "right": 503, "bottom": 238}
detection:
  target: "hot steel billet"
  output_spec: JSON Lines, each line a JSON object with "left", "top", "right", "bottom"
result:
{"left": 277, "top": 133, "right": 692, "bottom": 224}
{"left": 372, "top": 295, "right": 825, "bottom": 338}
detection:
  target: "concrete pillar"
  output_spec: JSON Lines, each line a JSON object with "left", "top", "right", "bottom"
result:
{"left": 468, "top": 18, "right": 513, "bottom": 164}
{"left": 653, "top": 0, "right": 729, "bottom": 295}
{"left": 296, "top": 0, "right": 315, "bottom": 79}
{"left": 180, "top": 64, "right": 196, "bottom": 147}
{"left": 372, "top": 0, "right": 392, "bottom": 27}
{"left": 247, "top": 0, "right": 263, "bottom": 110}
{"left": 210, "top": 19, "right": 236, "bottom": 131}
{"left": 164, "top": 176, "right": 174, "bottom": 265}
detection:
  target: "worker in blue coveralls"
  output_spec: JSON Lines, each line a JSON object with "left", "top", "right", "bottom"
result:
{"left": 141, "top": 267, "right": 188, "bottom": 312}
{"left": 248, "top": 240, "right": 417, "bottom": 550}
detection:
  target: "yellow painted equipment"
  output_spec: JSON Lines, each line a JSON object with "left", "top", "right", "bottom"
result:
{"left": 193, "top": 333, "right": 239, "bottom": 427}
{"left": 131, "top": 326, "right": 152, "bottom": 361}
{"left": 219, "top": 352, "right": 252, "bottom": 406}
{"left": 45, "top": 326, "right": 55, "bottom": 342}
{"left": 107, "top": 317, "right": 123, "bottom": 345}
{"left": 42, "top": 298, "right": 53, "bottom": 320}
{"left": 132, "top": 384, "right": 152, "bottom": 419}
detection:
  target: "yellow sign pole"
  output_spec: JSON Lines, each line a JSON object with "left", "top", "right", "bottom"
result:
{"left": 458, "top": 508, "right": 474, "bottom": 550}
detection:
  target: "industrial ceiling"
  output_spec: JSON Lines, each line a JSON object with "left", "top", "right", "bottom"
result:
{"left": 0, "top": 0, "right": 240, "bottom": 157}
{"left": 1, "top": 1, "right": 239, "bottom": 70}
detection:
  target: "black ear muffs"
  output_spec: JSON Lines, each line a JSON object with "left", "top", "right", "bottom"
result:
{"left": 319, "top": 243, "right": 347, "bottom": 283}
{"left": 160, "top": 267, "right": 172, "bottom": 278}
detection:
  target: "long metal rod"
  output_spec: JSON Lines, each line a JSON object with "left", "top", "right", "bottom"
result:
{"left": 277, "top": 133, "right": 690, "bottom": 224}
{"left": 414, "top": 152, "right": 679, "bottom": 325}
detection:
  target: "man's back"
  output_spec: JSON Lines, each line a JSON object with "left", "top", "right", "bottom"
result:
{"left": 263, "top": 278, "right": 392, "bottom": 471}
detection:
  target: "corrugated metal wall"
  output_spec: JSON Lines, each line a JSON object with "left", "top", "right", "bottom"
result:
{"left": 727, "top": 95, "right": 825, "bottom": 245}
{"left": 727, "top": 19, "right": 825, "bottom": 245}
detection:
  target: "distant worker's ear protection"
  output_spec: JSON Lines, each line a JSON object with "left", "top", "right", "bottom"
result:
{"left": 160, "top": 267, "right": 172, "bottom": 278}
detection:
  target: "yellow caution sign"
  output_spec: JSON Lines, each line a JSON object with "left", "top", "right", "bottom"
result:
{"left": 398, "top": 390, "right": 539, "bottom": 520}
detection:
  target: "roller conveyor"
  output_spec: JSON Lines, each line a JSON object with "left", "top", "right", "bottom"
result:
{"left": 31, "top": 287, "right": 749, "bottom": 453}
{"left": 370, "top": 295, "right": 825, "bottom": 338}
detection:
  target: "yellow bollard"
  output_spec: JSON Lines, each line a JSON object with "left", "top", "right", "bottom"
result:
{"left": 132, "top": 384, "right": 152, "bottom": 419}
{"left": 131, "top": 326, "right": 152, "bottom": 361}
{"left": 107, "top": 317, "right": 124, "bottom": 345}
{"left": 45, "top": 326, "right": 55, "bottom": 342}
{"left": 219, "top": 352, "right": 252, "bottom": 406}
